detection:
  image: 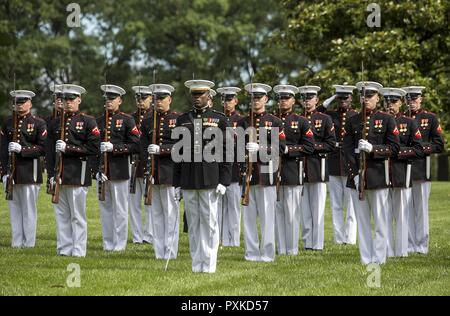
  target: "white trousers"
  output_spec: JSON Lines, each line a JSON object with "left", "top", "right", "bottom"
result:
{"left": 300, "top": 182, "right": 327, "bottom": 250}
{"left": 54, "top": 186, "right": 88, "bottom": 257}
{"left": 275, "top": 185, "right": 302, "bottom": 255}
{"left": 99, "top": 180, "right": 129, "bottom": 251}
{"left": 129, "top": 178, "right": 153, "bottom": 243}
{"left": 351, "top": 188, "right": 389, "bottom": 265}
{"left": 183, "top": 189, "right": 220, "bottom": 273}
{"left": 7, "top": 184, "right": 40, "bottom": 248}
{"left": 243, "top": 185, "right": 276, "bottom": 262}
{"left": 409, "top": 181, "right": 431, "bottom": 254}
{"left": 151, "top": 185, "right": 180, "bottom": 259}
{"left": 387, "top": 188, "right": 410, "bottom": 257}
{"left": 329, "top": 176, "right": 357, "bottom": 244}
{"left": 217, "top": 183, "right": 241, "bottom": 247}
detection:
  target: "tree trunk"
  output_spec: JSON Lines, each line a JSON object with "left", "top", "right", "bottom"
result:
{"left": 437, "top": 154, "right": 449, "bottom": 181}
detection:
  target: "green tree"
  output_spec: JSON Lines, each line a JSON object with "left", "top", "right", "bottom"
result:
{"left": 273, "top": 0, "right": 449, "bottom": 152}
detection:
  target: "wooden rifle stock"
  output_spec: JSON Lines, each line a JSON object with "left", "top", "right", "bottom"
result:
{"left": 51, "top": 105, "right": 66, "bottom": 204}
{"left": 241, "top": 95, "right": 254, "bottom": 206}
{"left": 5, "top": 110, "right": 18, "bottom": 201}
{"left": 144, "top": 75, "right": 157, "bottom": 205}
{"left": 144, "top": 108, "right": 157, "bottom": 205}
{"left": 359, "top": 81, "right": 367, "bottom": 201}
{"left": 276, "top": 109, "right": 283, "bottom": 201}
{"left": 98, "top": 109, "right": 109, "bottom": 201}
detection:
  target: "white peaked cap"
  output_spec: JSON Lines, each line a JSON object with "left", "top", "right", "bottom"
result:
{"left": 10, "top": 90, "right": 36, "bottom": 99}
{"left": 244, "top": 83, "right": 272, "bottom": 94}
{"left": 401, "top": 86, "right": 426, "bottom": 95}
{"left": 101, "top": 84, "right": 126, "bottom": 96}
{"left": 184, "top": 80, "right": 215, "bottom": 91}
{"left": 273, "top": 85, "right": 299, "bottom": 95}
{"left": 216, "top": 87, "right": 241, "bottom": 95}
{"left": 355, "top": 81, "right": 383, "bottom": 93}
{"left": 132, "top": 86, "right": 153, "bottom": 95}
{"left": 298, "top": 85, "right": 321, "bottom": 95}
{"left": 62, "top": 84, "right": 86, "bottom": 96}
{"left": 333, "top": 85, "right": 357, "bottom": 94}
{"left": 149, "top": 84, "right": 175, "bottom": 95}
{"left": 382, "top": 88, "right": 407, "bottom": 98}
{"left": 50, "top": 84, "right": 63, "bottom": 94}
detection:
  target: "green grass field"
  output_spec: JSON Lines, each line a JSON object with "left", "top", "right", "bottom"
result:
{"left": 0, "top": 182, "right": 449, "bottom": 296}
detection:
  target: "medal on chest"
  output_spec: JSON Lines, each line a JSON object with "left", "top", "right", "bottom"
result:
{"left": 27, "top": 123, "right": 35, "bottom": 133}
{"left": 115, "top": 119, "right": 124, "bottom": 129}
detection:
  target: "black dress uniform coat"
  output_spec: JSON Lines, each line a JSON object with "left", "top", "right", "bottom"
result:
{"left": 239, "top": 111, "right": 287, "bottom": 186}
{"left": 95, "top": 111, "right": 140, "bottom": 181}
{"left": 141, "top": 110, "right": 180, "bottom": 185}
{"left": 409, "top": 109, "right": 444, "bottom": 181}
{"left": 173, "top": 108, "right": 232, "bottom": 190}
{"left": 227, "top": 111, "right": 244, "bottom": 184}
{"left": 1, "top": 113, "right": 47, "bottom": 184}
{"left": 280, "top": 111, "right": 315, "bottom": 185}
{"left": 318, "top": 107, "right": 359, "bottom": 177}
{"left": 303, "top": 110, "right": 336, "bottom": 183}
{"left": 46, "top": 111, "right": 100, "bottom": 187}
{"left": 343, "top": 109, "right": 401, "bottom": 190}
{"left": 131, "top": 109, "right": 152, "bottom": 178}
{"left": 390, "top": 114, "right": 424, "bottom": 188}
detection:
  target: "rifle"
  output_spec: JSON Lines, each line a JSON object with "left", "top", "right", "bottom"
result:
{"left": 358, "top": 62, "right": 367, "bottom": 201}
{"left": 275, "top": 107, "right": 282, "bottom": 201}
{"left": 98, "top": 79, "right": 109, "bottom": 201}
{"left": 144, "top": 70, "right": 157, "bottom": 205}
{"left": 5, "top": 74, "right": 17, "bottom": 201}
{"left": 52, "top": 83, "right": 60, "bottom": 119}
{"left": 129, "top": 80, "right": 142, "bottom": 194}
{"left": 47, "top": 82, "right": 58, "bottom": 195}
{"left": 51, "top": 86, "right": 66, "bottom": 204}
{"left": 241, "top": 64, "right": 254, "bottom": 206}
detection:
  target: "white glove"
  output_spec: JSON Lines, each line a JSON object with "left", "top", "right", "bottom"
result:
{"left": 246, "top": 142, "right": 260, "bottom": 153}
{"left": 323, "top": 95, "right": 337, "bottom": 109}
{"left": 96, "top": 172, "right": 108, "bottom": 182}
{"left": 174, "top": 187, "right": 182, "bottom": 201}
{"left": 354, "top": 175, "right": 360, "bottom": 190}
{"left": 55, "top": 140, "right": 67, "bottom": 153}
{"left": 215, "top": 184, "right": 226, "bottom": 196}
{"left": 49, "top": 177, "right": 56, "bottom": 186}
{"left": 8, "top": 142, "right": 22, "bottom": 153}
{"left": 358, "top": 139, "right": 373, "bottom": 153}
{"left": 148, "top": 144, "right": 161, "bottom": 155}
{"left": 100, "top": 142, "right": 113, "bottom": 153}
{"left": 144, "top": 175, "right": 154, "bottom": 185}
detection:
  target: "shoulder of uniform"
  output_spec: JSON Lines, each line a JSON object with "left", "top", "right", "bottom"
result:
{"left": 168, "top": 111, "right": 180, "bottom": 118}
{"left": 80, "top": 113, "right": 96, "bottom": 122}
{"left": 297, "top": 114, "right": 309, "bottom": 122}
{"left": 316, "top": 112, "right": 332, "bottom": 121}
{"left": 266, "top": 113, "right": 278, "bottom": 120}
{"left": 80, "top": 113, "right": 95, "bottom": 119}
{"left": 212, "top": 110, "right": 227, "bottom": 118}
{"left": 402, "top": 116, "right": 414, "bottom": 122}
{"left": 119, "top": 112, "right": 133, "bottom": 119}
{"left": 32, "top": 115, "right": 46, "bottom": 124}
{"left": 177, "top": 111, "right": 190, "bottom": 119}
{"left": 378, "top": 111, "right": 392, "bottom": 117}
